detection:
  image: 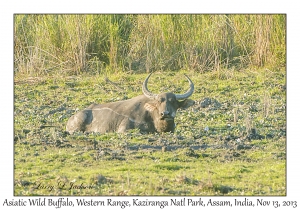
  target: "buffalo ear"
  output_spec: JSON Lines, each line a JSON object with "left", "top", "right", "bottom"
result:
{"left": 178, "top": 99, "right": 195, "bottom": 110}
{"left": 144, "top": 103, "right": 156, "bottom": 112}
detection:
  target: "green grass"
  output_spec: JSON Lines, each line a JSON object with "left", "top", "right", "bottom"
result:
{"left": 14, "top": 68, "right": 286, "bottom": 196}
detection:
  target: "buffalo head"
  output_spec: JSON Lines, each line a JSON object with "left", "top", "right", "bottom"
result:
{"left": 142, "top": 73, "right": 195, "bottom": 132}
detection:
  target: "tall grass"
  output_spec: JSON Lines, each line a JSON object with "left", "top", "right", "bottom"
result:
{"left": 14, "top": 14, "right": 286, "bottom": 76}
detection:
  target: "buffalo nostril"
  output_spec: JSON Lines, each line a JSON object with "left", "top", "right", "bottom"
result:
{"left": 161, "top": 111, "right": 170, "bottom": 117}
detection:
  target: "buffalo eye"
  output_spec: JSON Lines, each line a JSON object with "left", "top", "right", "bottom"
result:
{"left": 158, "top": 97, "right": 165, "bottom": 103}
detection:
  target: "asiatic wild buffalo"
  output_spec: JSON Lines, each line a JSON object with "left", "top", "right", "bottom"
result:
{"left": 66, "top": 73, "right": 195, "bottom": 134}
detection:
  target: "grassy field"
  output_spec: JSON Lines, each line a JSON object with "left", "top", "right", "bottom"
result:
{"left": 14, "top": 68, "right": 286, "bottom": 196}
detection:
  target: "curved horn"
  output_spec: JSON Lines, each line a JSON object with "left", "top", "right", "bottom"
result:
{"left": 142, "top": 73, "right": 158, "bottom": 99}
{"left": 175, "top": 74, "right": 194, "bottom": 100}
